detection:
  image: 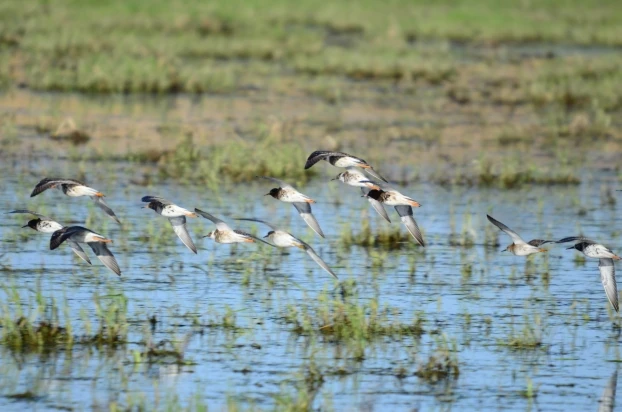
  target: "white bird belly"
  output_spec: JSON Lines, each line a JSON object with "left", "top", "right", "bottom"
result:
{"left": 161, "top": 205, "right": 191, "bottom": 217}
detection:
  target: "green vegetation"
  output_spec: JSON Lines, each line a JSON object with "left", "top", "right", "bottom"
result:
{"left": 284, "top": 287, "right": 425, "bottom": 359}
{"left": 339, "top": 218, "right": 415, "bottom": 249}
{"left": 1, "top": 0, "right": 622, "bottom": 186}
{"left": 415, "top": 335, "right": 460, "bottom": 383}
{"left": 0, "top": 283, "right": 129, "bottom": 352}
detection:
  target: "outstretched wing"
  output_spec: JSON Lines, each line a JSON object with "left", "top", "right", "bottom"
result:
{"left": 257, "top": 176, "right": 294, "bottom": 189}
{"left": 527, "top": 239, "right": 554, "bottom": 247}
{"left": 8, "top": 209, "right": 54, "bottom": 220}
{"left": 87, "top": 242, "right": 122, "bottom": 276}
{"left": 169, "top": 216, "right": 197, "bottom": 254}
{"left": 361, "top": 188, "right": 391, "bottom": 223}
{"left": 233, "top": 230, "right": 275, "bottom": 246}
{"left": 599, "top": 258, "right": 619, "bottom": 312}
{"left": 30, "top": 178, "right": 84, "bottom": 197}
{"left": 304, "top": 151, "right": 337, "bottom": 169}
{"left": 395, "top": 205, "right": 425, "bottom": 247}
{"left": 235, "top": 218, "right": 280, "bottom": 231}
{"left": 67, "top": 240, "right": 92, "bottom": 265}
{"left": 303, "top": 243, "right": 338, "bottom": 279}
{"left": 362, "top": 167, "right": 388, "bottom": 183}
{"left": 486, "top": 214, "right": 526, "bottom": 245}
{"left": 141, "top": 195, "right": 172, "bottom": 205}
{"left": 556, "top": 236, "right": 595, "bottom": 244}
{"left": 293, "top": 202, "right": 325, "bottom": 238}
{"left": 50, "top": 227, "right": 72, "bottom": 250}
{"left": 92, "top": 196, "right": 121, "bottom": 224}
{"left": 194, "top": 208, "right": 230, "bottom": 231}
{"left": 599, "top": 369, "right": 617, "bottom": 412}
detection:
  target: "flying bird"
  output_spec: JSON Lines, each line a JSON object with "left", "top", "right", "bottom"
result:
{"left": 486, "top": 214, "right": 552, "bottom": 256}
{"left": 195, "top": 209, "right": 273, "bottom": 246}
{"left": 141, "top": 196, "right": 198, "bottom": 254}
{"left": 557, "top": 237, "right": 622, "bottom": 260}
{"left": 30, "top": 178, "right": 121, "bottom": 224}
{"left": 8, "top": 209, "right": 92, "bottom": 264}
{"left": 50, "top": 226, "right": 121, "bottom": 276}
{"left": 361, "top": 189, "right": 425, "bottom": 246}
{"left": 362, "top": 186, "right": 421, "bottom": 208}
{"left": 304, "top": 150, "right": 388, "bottom": 182}
{"left": 259, "top": 176, "right": 324, "bottom": 238}
{"left": 557, "top": 236, "right": 621, "bottom": 312}
{"left": 237, "top": 218, "right": 337, "bottom": 279}
{"left": 331, "top": 167, "right": 380, "bottom": 190}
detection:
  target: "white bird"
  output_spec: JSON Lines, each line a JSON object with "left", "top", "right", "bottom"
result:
{"left": 237, "top": 218, "right": 337, "bottom": 279}
{"left": 30, "top": 178, "right": 121, "bottom": 224}
{"left": 557, "top": 237, "right": 622, "bottom": 260}
{"left": 487, "top": 214, "right": 552, "bottom": 256}
{"left": 141, "top": 196, "right": 198, "bottom": 254}
{"left": 50, "top": 226, "right": 121, "bottom": 276}
{"left": 558, "top": 236, "right": 621, "bottom": 312}
{"left": 331, "top": 167, "right": 380, "bottom": 190}
{"left": 8, "top": 209, "right": 92, "bottom": 264}
{"left": 362, "top": 189, "right": 425, "bottom": 246}
{"left": 259, "top": 176, "right": 324, "bottom": 238}
{"left": 304, "top": 150, "right": 388, "bottom": 182}
{"left": 195, "top": 209, "right": 273, "bottom": 246}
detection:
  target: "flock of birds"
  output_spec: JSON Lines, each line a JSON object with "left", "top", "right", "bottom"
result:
{"left": 6, "top": 150, "right": 622, "bottom": 313}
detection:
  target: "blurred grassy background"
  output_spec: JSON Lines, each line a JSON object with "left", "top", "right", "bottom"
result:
{"left": 1, "top": 0, "right": 621, "bottom": 186}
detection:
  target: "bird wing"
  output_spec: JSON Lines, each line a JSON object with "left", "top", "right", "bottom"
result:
{"left": 50, "top": 226, "right": 95, "bottom": 250}
{"left": 67, "top": 240, "right": 92, "bottom": 265}
{"left": 527, "top": 239, "right": 554, "bottom": 247}
{"left": 486, "top": 214, "right": 527, "bottom": 245}
{"left": 556, "top": 236, "right": 595, "bottom": 244}
{"left": 304, "top": 150, "right": 337, "bottom": 169}
{"left": 235, "top": 218, "right": 280, "bottom": 231}
{"left": 92, "top": 197, "right": 121, "bottom": 224}
{"left": 194, "top": 208, "right": 230, "bottom": 231}
{"left": 302, "top": 243, "right": 338, "bottom": 279}
{"left": 293, "top": 202, "right": 325, "bottom": 238}
{"left": 30, "top": 178, "right": 84, "bottom": 197}
{"left": 363, "top": 167, "right": 388, "bottom": 183}
{"left": 233, "top": 230, "right": 275, "bottom": 246}
{"left": 599, "top": 370, "right": 617, "bottom": 412}
{"left": 599, "top": 258, "right": 619, "bottom": 312}
{"left": 257, "top": 176, "right": 294, "bottom": 189}
{"left": 168, "top": 216, "right": 197, "bottom": 254}
{"left": 361, "top": 188, "right": 391, "bottom": 223}
{"left": 141, "top": 195, "right": 172, "bottom": 205}
{"left": 395, "top": 205, "right": 425, "bottom": 247}
{"left": 87, "top": 242, "right": 121, "bottom": 276}
{"left": 50, "top": 227, "right": 72, "bottom": 250}
{"left": 8, "top": 209, "right": 54, "bottom": 220}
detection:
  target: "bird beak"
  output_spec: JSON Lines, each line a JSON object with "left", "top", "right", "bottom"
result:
{"left": 264, "top": 193, "right": 271, "bottom": 196}
{"left": 330, "top": 178, "right": 337, "bottom": 181}
{"left": 263, "top": 234, "right": 269, "bottom": 238}
{"left": 566, "top": 246, "right": 575, "bottom": 250}
{"left": 21, "top": 224, "right": 29, "bottom": 228}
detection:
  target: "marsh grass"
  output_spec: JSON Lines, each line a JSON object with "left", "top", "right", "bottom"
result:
{"left": 415, "top": 334, "right": 460, "bottom": 383}
{"left": 339, "top": 219, "right": 413, "bottom": 250}
{"left": 284, "top": 290, "right": 425, "bottom": 359}
{"left": 499, "top": 313, "right": 546, "bottom": 351}
{"left": 133, "top": 134, "right": 316, "bottom": 187}
{"left": 0, "top": 283, "right": 129, "bottom": 353}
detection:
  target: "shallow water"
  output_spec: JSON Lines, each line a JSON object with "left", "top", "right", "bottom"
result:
{"left": 0, "top": 157, "right": 621, "bottom": 411}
